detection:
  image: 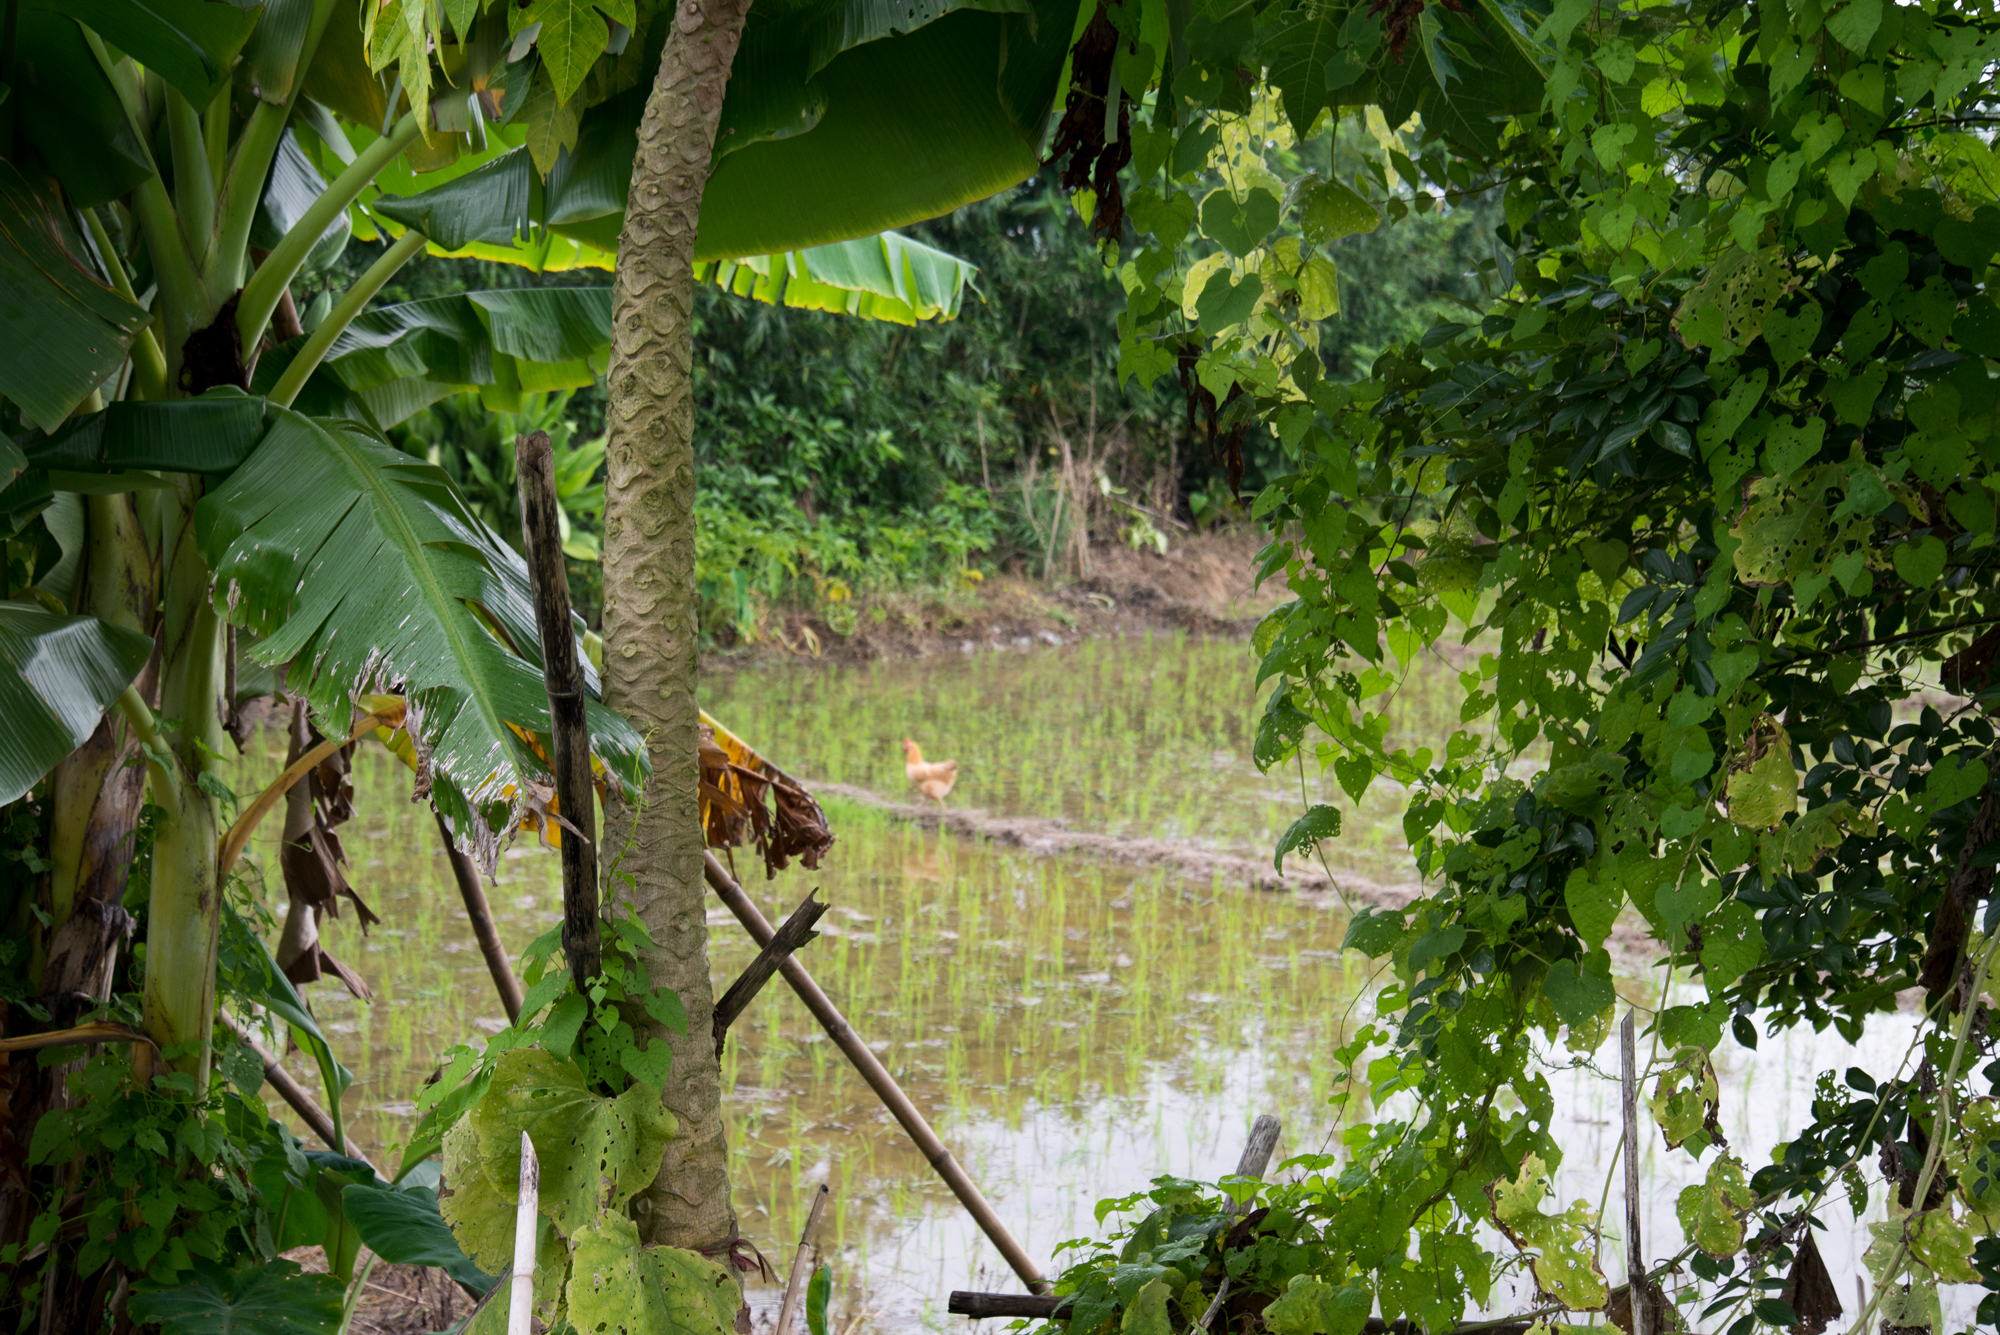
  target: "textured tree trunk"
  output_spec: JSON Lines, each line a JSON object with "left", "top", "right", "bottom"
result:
{"left": 600, "top": 0, "right": 754, "bottom": 1252}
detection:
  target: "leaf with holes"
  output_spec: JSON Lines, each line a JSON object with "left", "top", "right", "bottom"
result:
{"left": 1650, "top": 1046, "right": 1721, "bottom": 1151}
{"left": 1275, "top": 804, "right": 1342, "bottom": 873}
{"left": 454, "top": 1047, "right": 677, "bottom": 1238}
{"left": 1676, "top": 1155, "right": 1753, "bottom": 1256}
{"left": 1488, "top": 1155, "right": 1608, "bottom": 1310}
{"left": 566, "top": 1214, "right": 743, "bottom": 1335}
{"left": 1732, "top": 483, "right": 1827, "bottom": 586}
{"left": 1762, "top": 302, "right": 1822, "bottom": 374}
{"left": 1264, "top": 1275, "right": 1373, "bottom": 1335}
{"left": 1542, "top": 953, "right": 1615, "bottom": 1030}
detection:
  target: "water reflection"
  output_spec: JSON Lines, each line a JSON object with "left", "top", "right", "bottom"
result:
{"left": 225, "top": 638, "right": 1956, "bottom": 1331}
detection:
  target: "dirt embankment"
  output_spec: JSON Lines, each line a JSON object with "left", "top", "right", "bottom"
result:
{"left": 813, "top": 781, "right": 1423, "bottom": 908}
{"left": 705, "top": 528, "right": 1285, "bottom": 669}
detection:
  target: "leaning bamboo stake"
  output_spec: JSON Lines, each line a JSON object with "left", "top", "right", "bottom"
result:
{"left": 216, "top": 1011, "right": 375, "bottom": 1170}
{"left": 510, "top": 1132, "right": 539, "bottom": 1335}
{"left": 1621, "top": 1011, "right": 1646, "bottom": 1335}
{"left": 777, "top": 1182, "right": 832, "bottom": 1335}
{"left": 517, "top": 430, "right": 601, "bottom": 994}
{"left": 433, "top": 809, "right": 524, "bottom": 1023}
{"left": 704, "top": 851, "right": 1048, "bottom": 1292}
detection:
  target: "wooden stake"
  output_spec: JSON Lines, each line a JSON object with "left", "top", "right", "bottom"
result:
{"left": 1195, "top": 1115, "right": 1283, "bottom": 1332}
{"left": 516, "top": 431, "right": 599, "bottom": 994}
{"left": 1621, "top": 1010, "right": 1646, "bottom": 1335}
{"left": 704, "top": 852, "right": 1048, "bottom": 1293}
{"left": 434, "top": 809, "right": 524, "bottom": 1024}
{"left": 777, "top": 1183, "right": 832, "bottom": 1335}
{"left": 509, "top": 1131, "right": 539, "bottom": 1335}
{"left": 1233, "top": 1115, "right": 1282, "bottom": 1186}
{"left": 714, "top": 889, "right": 827, "bottom": 1055}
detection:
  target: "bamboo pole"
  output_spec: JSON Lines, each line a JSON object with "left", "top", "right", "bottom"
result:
{"left": 946, "top": 1294, "right": 1534, "bottom": 1335}
{"left": 216, "top": 1011, "right": 374, "bottom": 1170}
{"left": 509, "top": 1132, "right": 540, "bottom": 1335}
{"left": 516, "top": 430, "right": 600, "bottom": 993}
{"left": 434, "top": 809, "right": 524, "bottom": 1024}
{"left": 777, "top": 1183, "right": 832, "bottom": 1335}
{"left": 703, "top": 851, "right": 1048, "bottom": 1292}
{"left": 1621, "top": 1010, "right": 1646, "bottom": 1335}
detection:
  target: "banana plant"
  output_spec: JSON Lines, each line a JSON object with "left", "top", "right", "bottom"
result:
{"left": 0, "top": 0, "right": 1077, "bottom": 1316}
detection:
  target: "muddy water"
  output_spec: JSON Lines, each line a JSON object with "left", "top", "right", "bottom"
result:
{"left": 230, "top": 636, "right": 1941, "bottom": 1331}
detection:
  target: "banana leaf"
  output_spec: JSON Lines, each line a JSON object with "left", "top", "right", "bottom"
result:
{"left": 364, "top": 0, "right": 1078, "bottom": 262}
{"left": 0, "top": 161, "right": 150, "bottom": 432}
{"left": 0, "top": 601, "right": 156, "bottom": 807}
{"left": 696, "top": 0, "right": 1078, "bottom": 258}
{"left": 24, "top": 395, "right": 269, "bottom": 475}
{"left": 8, "top": 7, "right": 155, "bottom": 208}
{"left": 251, "top": 130, "right": 351, "bottom": 277}
{"left": 694, "top": 230, "right": 979, "bottom": 324}
{"left": 20, "top": 0, "right": 262, "bottom": 106}
{"left": 194, "top": 408, "right": 647, "bottom": 864}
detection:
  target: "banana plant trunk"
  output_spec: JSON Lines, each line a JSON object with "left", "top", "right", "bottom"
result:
{"left": 600, "top": 0, "right": 755, "bottom": 1253}
{"left": 139, "top": 480, "right": 229, "bottom": 1086}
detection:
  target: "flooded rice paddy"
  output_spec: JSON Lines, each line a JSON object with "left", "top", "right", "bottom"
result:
{"left": 227, "top": 634, "right": 1946, "bottom": 1330}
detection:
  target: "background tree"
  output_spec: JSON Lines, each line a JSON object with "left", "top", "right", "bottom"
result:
{"left": 1014, "top": 0, "right": 2000, "bottom": 1333}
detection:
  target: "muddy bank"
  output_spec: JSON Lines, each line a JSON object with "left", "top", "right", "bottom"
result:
{"left": 809, "top": 780, "right": 1422, "bottom": 908}
{"left": 704, "top": 529, "right": 1282, "bottom": 670}
{"left": 806, "top": 781, "right": 1681, "bottom": 974}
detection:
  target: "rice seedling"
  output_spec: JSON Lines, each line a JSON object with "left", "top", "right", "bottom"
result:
{"left": 221, "top": 638, "right": 1897, "bottom": 1330}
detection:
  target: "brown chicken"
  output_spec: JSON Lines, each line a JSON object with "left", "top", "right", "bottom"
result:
{"left": 902, "top": 738, "right": 958, "bottom": 809}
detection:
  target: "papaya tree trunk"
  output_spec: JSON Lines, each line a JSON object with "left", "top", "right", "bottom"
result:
{"left": 600, "top": 0, "right": 754, "bottom": 1252}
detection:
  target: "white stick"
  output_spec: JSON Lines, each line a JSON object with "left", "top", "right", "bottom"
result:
{"left": 777, "top": 1183, "right": 833, "bottom": 1335}
{"left": 509, "top": 1130, "right": 540, "bottom": 1335}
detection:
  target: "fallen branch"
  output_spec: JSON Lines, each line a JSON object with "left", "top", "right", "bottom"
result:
{"left": 713, "top": 888, "right": 826, "bottom": 1055}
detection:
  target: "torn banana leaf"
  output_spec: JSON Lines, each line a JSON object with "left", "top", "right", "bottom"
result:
{"left": 194, "top": 407, "right": 646, "bottom": 865}
{"left": 693, "top": 230, "right": 979, "bottom": 325}
{"left": 0, "top": 601, "right": 156, "bottom": 806}
{"left": 699, "top": 711, "right": 834, "bottom": 879}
